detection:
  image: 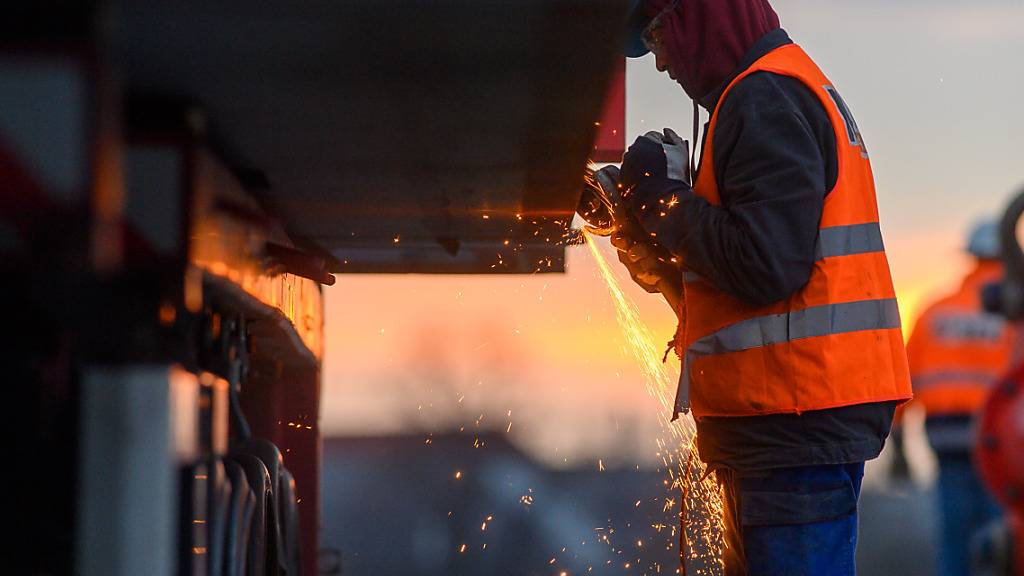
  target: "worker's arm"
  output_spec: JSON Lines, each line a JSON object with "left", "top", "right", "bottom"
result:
{"left": 609, "top": 223, "right": 683, "bottom": 316}
{"left": 606, "top": 131, "right": 689, "bottom": 315}
{"left": 621, "top": 73, "right": 835, "bottom": 307}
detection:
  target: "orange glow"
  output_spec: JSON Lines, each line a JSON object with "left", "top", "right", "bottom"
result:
{"left": 322, "top": 228, "right": 957, "bottom": 439}
{"left": 190, "top": 172, "right": 325, "bottom": 359}
{"left": 159, "top": 302, "right": 177, "bottom": 326}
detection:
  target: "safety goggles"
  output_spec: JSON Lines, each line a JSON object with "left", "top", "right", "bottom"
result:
{"left": 641, "top": 0, "right": 680, "bottom": 53}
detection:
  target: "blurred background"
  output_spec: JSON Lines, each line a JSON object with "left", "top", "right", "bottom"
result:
{"left": 318, "top": 1, "right": 1024, "bottom": 574}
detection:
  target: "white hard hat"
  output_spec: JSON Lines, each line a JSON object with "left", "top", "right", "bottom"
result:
{"left": 967, "top": 219, "right": 1000, "bottom": 260}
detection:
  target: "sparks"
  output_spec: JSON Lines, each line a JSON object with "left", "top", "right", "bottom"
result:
{"left": 585, "top": 233, "right": 724, "bottom": 574}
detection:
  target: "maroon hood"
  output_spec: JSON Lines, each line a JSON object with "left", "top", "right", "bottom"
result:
{"left": 646, "top": 0, "right": 780, "bottom": 100}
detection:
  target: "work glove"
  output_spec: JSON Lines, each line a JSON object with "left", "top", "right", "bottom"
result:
{"left": 619, "top": 128, "right": 690, "bottom": 194}
{"left": 609, "top": 219, "right": 681, "bottom": 296}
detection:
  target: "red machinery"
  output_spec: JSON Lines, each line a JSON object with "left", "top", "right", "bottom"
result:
{"left": 976, "top": 363, "right": 1024, "bottom": 574}
{"left": 976, "top": 188, "right": 1024, "bottom": 575}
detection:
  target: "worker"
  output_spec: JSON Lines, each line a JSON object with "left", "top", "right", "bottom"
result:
{"left": 895, "top": 220, "right": 1012, "bottom": 576}
{"left": 605, "top": 0, "right": 913, "bottom": 574}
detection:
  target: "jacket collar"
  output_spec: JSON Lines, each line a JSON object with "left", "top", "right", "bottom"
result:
{"left": 699, "top": 28, "right": 793, "bottom": 111}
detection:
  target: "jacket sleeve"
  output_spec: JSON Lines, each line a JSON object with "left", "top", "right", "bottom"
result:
{"left": 624, "top": 73, "right": 831, "bottom": 307}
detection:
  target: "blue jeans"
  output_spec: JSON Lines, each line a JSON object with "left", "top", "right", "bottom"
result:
{"left": 718, "top": 463, "right": 864, "bottom": 576}
{"left": 935, "top": 453, "right": 1002, "bottom": 576}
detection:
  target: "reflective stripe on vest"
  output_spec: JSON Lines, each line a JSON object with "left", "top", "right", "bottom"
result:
{"left": 816, "top": 222, "right": 885, "bottom": 260}
{"left": 675, "top": 222, "right": 893, "bottom": 415}
{"left": 676, "top": 298, "right": 901, "bottom": 414}
{"left": 683, "top": 222, "right": 884, "bottom": 285}
{"left": 912, "top": 371, "right": 998, "bottom": 391}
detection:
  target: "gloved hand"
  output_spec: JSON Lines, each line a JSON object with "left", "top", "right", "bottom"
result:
{"left": 620, "top": 128, "right": 690, "bottom": 194}
{"left": 609, "top": 219, "right": 681, "bottom": 297}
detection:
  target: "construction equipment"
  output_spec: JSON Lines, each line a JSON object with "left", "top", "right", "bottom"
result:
{"left": 10, "top": 1, "right": 629, "bottom": 574}
{"left": 578, "top": 164, "right": 682, "bottom": 313}
{"left": 976, "top": 186, "right": 1024, "bottom": 576}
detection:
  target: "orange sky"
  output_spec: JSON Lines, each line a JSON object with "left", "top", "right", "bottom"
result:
{"left": 321, "top": 239, "right": 679, "bottom": 468}
{"left": 320, "top": 230, "right": 974, "bottom": 469}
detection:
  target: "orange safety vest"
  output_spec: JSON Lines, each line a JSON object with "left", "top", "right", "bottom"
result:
{"left": 673, "top": 44, "right": 912, "bottom": 419}
{"left": 906, "top": 261, "right": 1015, "bottom": 417}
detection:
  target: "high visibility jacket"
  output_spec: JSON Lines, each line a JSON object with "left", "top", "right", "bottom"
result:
{"left": 905, "top": 261, "right": 1015, "bottom": 417}
{"left": 674, "top": 44, "right": 912, "bottom": 419}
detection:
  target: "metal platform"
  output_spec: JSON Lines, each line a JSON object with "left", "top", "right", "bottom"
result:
{"left": 114, "top": 0, "right": 626, "bottom": 273}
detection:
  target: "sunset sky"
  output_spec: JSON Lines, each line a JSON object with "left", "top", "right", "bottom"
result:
{"left": 320, "top": 0, "right": 1024, "bottom": 470}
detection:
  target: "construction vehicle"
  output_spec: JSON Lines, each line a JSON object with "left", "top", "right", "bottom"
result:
{"left": 10, "top": 2, "right": 628, "bottom": 574}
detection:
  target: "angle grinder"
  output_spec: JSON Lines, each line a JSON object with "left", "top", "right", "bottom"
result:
{"left": 574, "top": 164, "right": 682, "bottom": 313}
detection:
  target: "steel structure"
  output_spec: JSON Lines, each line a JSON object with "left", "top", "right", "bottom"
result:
{"left": 9, "top": 2, "right": 627, "bottom": 574}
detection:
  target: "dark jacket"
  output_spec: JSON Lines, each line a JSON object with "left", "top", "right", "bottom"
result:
{"left": 625, "top": 29, "right": 895, "bottom": 472}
